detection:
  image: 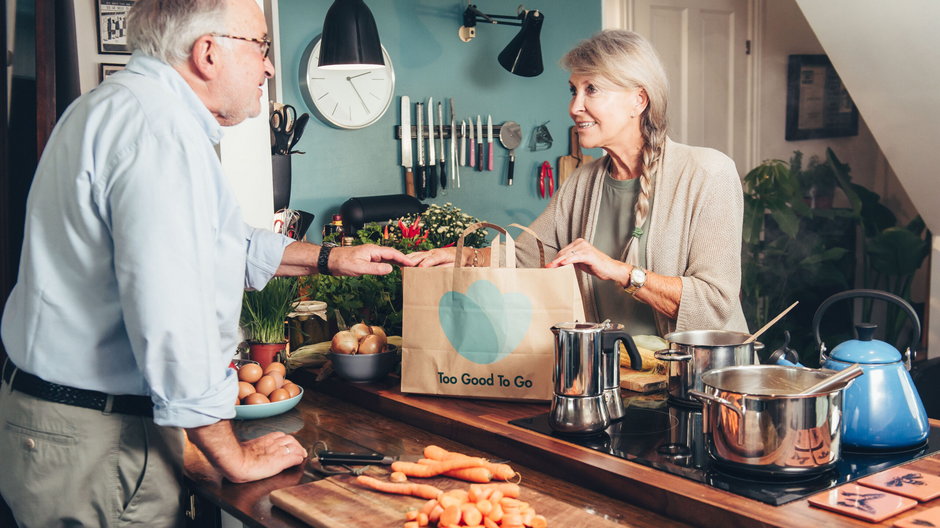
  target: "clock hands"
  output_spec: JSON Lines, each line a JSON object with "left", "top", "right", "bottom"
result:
{"left": 346, "top": 72, "right": 373, "bottom": 113}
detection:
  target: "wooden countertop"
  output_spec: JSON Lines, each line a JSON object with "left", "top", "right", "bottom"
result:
{"left": 183, "top": 378, "right": 689, "bottom": 528}
{"left": 185, "top": 371, "right": 940, "bottom": 528}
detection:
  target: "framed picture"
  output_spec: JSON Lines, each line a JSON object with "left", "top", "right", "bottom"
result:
{"left": 99, "top": 63, "right": 125, "bottom": 82}
{"left": 96, "top": 0, "right": 137, "bottom": 55}
{"left": 786, "top": 55, "right": 858, "bottom": 141}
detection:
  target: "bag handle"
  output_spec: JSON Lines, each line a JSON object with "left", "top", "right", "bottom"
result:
{"left": 455, "top": 222, "right": 516, "bottom": 269}
{"left": 508, "top": 223, "right": 546, "bottom": 268}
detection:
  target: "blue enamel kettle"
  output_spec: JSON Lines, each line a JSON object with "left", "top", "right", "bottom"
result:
{"left": 813, "top": 289, "right": 929, "bottom": 450}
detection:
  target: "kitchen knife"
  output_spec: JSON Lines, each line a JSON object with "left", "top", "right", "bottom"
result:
{"left": 400, "top": 96, "right": 414, "bottom": 197}
{"left": 468, "top": 117, "right": 475, "bottom": 168}
{"left": 476, "top": 115, "right": 484, "bottom": 171}
{"left": 427, "top": 98, "right": 438, "bottom": 199}
{"left": 415, "top": 102, "right": 426, "bottom": 200}
{"left": 460, "top": 120, "right": 467, "bottom": 166}
{"left": 487, "top": 115, "right": 494, "bottom": 171}
{"left": 451, "top": 118, "right": 460, "bottom": 188}
{"left": 438, "top": 101, "right": 447, "bottom": 192}
{"left": 317, "top": 451, "right": 397, "bottom": 466}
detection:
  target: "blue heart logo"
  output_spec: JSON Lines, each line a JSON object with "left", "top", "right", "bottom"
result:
{"left": 439, "top": 280, "right": 532, "bottom": 364}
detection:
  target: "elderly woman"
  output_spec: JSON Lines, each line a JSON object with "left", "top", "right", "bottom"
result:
{"left": 410, "top": 30, "right": 747, "bottom": 336}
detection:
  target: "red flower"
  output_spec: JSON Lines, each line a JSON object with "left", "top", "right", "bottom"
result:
{"left": 398, "top": 216, "right": 422, "bottom": 238}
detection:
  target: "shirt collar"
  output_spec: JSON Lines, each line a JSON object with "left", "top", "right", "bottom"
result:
{"left": 123, "top": 51, "right": 224, "bottom": 144}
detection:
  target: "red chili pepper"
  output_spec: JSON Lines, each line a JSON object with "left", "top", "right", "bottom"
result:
{"left": 383, "top": 224, "right": 389, "bottom": 240}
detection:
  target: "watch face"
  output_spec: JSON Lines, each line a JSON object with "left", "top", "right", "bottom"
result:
{"left": 300, "top": 38, "right": 396, "bottom": 129}
{"left": 631, "top": 267, "right": 647, "bottom": 286}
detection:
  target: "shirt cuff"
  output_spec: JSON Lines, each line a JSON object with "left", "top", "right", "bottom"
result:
{"left": 152, "top": 369, "right": 239, "bottom": 428}
{"left": 244, "top": 225, "right": 293, "bottom": 290}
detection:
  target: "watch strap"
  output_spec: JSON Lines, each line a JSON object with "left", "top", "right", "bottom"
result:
{"left": 624, "top": 267, "right": 647, "bottom": 296}
{"left": 317, "top": 244, "right": 335, "bottom": 275}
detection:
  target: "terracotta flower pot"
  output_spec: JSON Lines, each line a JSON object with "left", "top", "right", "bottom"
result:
{"left": 248, "top": 342, "right": 286, "bottom": 371}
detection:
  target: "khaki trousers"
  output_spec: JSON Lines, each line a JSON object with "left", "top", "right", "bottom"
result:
{"left": 0, "top": 378, "right": 185, "bottom": 527}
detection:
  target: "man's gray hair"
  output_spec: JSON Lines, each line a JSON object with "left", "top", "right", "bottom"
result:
{"left": 127, "top": 0, "right": 229, "bottom": 65}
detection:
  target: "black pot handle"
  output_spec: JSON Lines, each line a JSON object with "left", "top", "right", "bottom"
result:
{"left": 601, "top": 330, "right": 642, "bottom": 370}
{"left": 812, "top": 289, "right": 921, "bottom": 358}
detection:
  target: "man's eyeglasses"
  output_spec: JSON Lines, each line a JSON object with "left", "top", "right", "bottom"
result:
{"left": 213, "top": 34, "right": 271, "bottom": 59}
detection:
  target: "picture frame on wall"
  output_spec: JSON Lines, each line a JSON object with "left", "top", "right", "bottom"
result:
{"left": 99, "top": 63, "right": 126, "bottom": 82}
{"left": 96, "top": 0, "right": 137, "bottom": 55}
{"left": 785, "top": 54, "right": 859, "bottom": 141}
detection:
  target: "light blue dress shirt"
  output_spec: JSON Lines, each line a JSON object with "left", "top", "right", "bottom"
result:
{"left": 1, "top": 53, "right": 293, "bottom": 428}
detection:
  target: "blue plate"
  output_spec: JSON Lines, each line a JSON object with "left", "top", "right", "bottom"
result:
{"left": 234, "top": 386, "right": 303, "bottom": 420}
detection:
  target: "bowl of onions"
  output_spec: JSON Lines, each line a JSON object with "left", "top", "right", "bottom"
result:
{"left": 327, "top": 323, "right": 398, "bottom": 383}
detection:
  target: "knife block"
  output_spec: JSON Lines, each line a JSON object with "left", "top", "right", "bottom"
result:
{"left": 272, "top": 154, "right": 292, "bottom": 212}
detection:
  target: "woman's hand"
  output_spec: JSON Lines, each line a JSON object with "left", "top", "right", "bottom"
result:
{"left": 546, "top": 238, "right": 630, "bottom": 286}
{"left": 407, "top": 246, "right": 459, "bottom": 267}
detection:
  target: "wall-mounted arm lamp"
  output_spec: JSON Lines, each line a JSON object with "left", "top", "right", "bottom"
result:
{"left": 318, "top": 0, "right": 384, "bottom": 69}
{"left": 459, "top": 4, "right": 544, "bottom": 77}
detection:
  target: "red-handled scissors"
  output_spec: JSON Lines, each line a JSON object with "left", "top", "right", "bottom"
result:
{"left": 539, "top": 161, "right": 554, "bottom": 199}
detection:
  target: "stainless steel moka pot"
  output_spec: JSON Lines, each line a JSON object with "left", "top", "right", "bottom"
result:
{"left": 549, "top": 322, "right": 642, "bottom": 434}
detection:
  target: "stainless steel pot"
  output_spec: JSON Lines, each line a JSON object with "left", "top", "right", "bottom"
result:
{"left": 689, "top": 365, "right": 847, "bottom": 476}
{"left": 654, "top": 330, "right": 759, "bottom": 406}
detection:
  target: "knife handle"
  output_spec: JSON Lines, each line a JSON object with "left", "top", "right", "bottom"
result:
{"left": 428, "top": 165, "right": 438, "bottom": 198}
{"left": 404, "top": 168, "right": 415, "bottom": 197}
{"left": 416, "top": 165, "right": 426, "bottom": 200}
{"left": 487, "top": 144, "right": 494, "bottom": 171}
{"left": 477, "top": 142, "right": 483, "bottom": 171}
{"left": 469, "top": 141, "right": 476, "bottom": 168}
{"left": 508, "top": 156, "right": 514, "bottom": 186}
{"left": 440, "top": 160, "right": 447, "bottom": 190}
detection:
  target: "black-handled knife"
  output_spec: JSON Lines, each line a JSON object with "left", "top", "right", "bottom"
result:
{"left": 416, "top": 102, "right": 427, "bottom": 200}
{"left": 317, "top": 451, "right": 397, "bottom": 466}
{"left": 427, "top": 99, "right": 438, "bottom": 199}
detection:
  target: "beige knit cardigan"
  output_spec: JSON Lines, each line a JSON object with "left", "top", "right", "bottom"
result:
{"left": 515, "top": 138, "right": 749, "bottom": 336}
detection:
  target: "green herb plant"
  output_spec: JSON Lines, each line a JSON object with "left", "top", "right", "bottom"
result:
{"left": 240, "top": 277, "right": 299, "bottom": 344}
{"left": 301, "top": 203, "right": 488, "bottom": 337}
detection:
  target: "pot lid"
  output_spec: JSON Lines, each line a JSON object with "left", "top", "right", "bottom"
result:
{"left": 829, "top": 323, "right": 901, "bottom": 364}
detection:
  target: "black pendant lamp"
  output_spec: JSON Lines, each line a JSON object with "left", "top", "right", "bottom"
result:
{"left": 497, "top": 10, "right": 544, "bottom": 77}
{"left": 318, "top": 0, "right": 384, "bottom": 69}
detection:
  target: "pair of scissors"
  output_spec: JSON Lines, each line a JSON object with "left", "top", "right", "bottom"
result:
{"left": 539, "top": 161, "right": 554, "bottom": 198}
{"left": 270, "top": 104, "right": 296, "bottom": 155}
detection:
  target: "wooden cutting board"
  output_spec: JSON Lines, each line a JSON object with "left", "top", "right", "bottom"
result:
{"left": 270, "top": 472, "right": 623, "bottom": 528}
{"left": 557, "top": 126, "right": 594, "bottom": 187}
{"left": 620, "top": 368, "right": 667, "bottom": 393}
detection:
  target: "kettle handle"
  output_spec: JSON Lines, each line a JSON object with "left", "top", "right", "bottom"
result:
{"left": 601, "top": 331, "right": 643, "bottom": 371}
{"left": 812, "top": 289, "right": 920, "bottom": 362}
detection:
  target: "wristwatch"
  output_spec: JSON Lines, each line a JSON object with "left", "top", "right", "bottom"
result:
{"left": 624, "top": 267, "right": 648, "bottom": 296}
{"left": 318, "top": 243, "right": 336, "bottom": 276}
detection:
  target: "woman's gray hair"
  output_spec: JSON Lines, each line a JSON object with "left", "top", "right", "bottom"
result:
{"left": 127, "top": 0, "right": 230, "bottom": 65}
{"left": 562, "top": 30, "right": 669, "bottom": 266}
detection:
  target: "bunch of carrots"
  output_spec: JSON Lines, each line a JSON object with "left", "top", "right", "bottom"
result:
{"left": 354, "top": 445, "right": 548, "bottom": 528}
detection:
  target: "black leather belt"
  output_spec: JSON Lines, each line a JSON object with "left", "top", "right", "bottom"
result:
{"left": 2, "top": 360, "right": 153, "bottom": 418}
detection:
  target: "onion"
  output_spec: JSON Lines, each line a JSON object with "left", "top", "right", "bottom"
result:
{"left": 358, "top": 334, "right": 385, "bottom": 355}
{"left": 370, "top": 326, "right": 387, "bottom": 341}
{"left": 349, "top": 322, "right": 373, "bottom": 340}
{"left": 331, "top": 330, "right": 359, "bottom": 354}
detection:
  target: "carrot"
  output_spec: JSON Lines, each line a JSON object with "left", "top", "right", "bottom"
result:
{"left": 428, "top": 504, "right": 444, "bottom": 523}
{"left": 403, "top": 522, "right": 419, "bottom": 528}
{"left": 354, "top": 475, "right": 442, "bottom": 500}
{"left": 390, "top": 471, "right": 409, "bottom": 483}
{"left": 391, "top": 457, "right": 488, "bottom": 478}
{"left": 439, "top": 504, "right": 462, "bottom": 526}
{"left": 486, "top": 503, "right": 504, "bottom": 522}
{"left": 501, "top": 510, "right": 524, "bottom": 528}
{"left": 419, "top": 499, "right": 438, "bottom": 516}
{"left": 405, "top": 510, "right": 418, "bottom": 521}
{"left": 476, "top": 482, "right": 521, "bottom": 498}
{"left": 423, "top": 445, "right": 517, "bottom": 481}
{"left": 483, "top": 518, "right": 500, "bottom": 528}
{"left": 416, "top": 512, "right": 429, "bottom": 527}
{"left": 461, "top": 503, "right": 483, "bottom": 526}
{"left": 475, "top": 499, "right": 493, "bottom": 516}
{"left": 531, "top": 513, "right": 548, "bottom": 528}
{"left": 442, "top": 467, "right": 494, "bottom": 483}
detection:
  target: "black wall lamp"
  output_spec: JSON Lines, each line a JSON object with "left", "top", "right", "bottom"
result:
{"left": 318, "top": 0, "right": 384, "bottom": 69}
{"left": 459, "top": 4, "right": 544, "bottom": 77}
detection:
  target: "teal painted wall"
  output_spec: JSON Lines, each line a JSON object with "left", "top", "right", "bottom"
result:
{"left": 278, "top": 1, "right": 603, "bottom": 241}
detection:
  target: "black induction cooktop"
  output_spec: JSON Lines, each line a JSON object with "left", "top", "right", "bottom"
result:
{"left": 509, "top": 399, "right": 940, "bottom": 506}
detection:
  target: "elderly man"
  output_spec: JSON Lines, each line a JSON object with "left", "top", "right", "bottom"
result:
{"left": 0, "top": 0, "right": 410, "bottom": 525}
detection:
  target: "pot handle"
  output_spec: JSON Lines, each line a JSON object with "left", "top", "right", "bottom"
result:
{"left": 812, "top": 289, "right": 921, "bottom": 367}
{"left": 602, "top": 330, "right": 643, "bottom": 370}
{"left": 653, "top": 349, "right": 692, "bottom": 362}
{"left": 689, "top": 390, "right": 746, "bottom": 445}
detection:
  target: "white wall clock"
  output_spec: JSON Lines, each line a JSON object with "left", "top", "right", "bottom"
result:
{"left": 300, "top": 37, "right": 396, "bottom": 130}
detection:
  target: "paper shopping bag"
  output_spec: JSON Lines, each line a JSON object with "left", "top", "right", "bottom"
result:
{"left": 401, "top": 223, "right": 585, "bottom": 401}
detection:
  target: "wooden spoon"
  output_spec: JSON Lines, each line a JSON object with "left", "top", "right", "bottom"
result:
{"left": 744, "top": 301, "right": 799, "bottom": 344}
